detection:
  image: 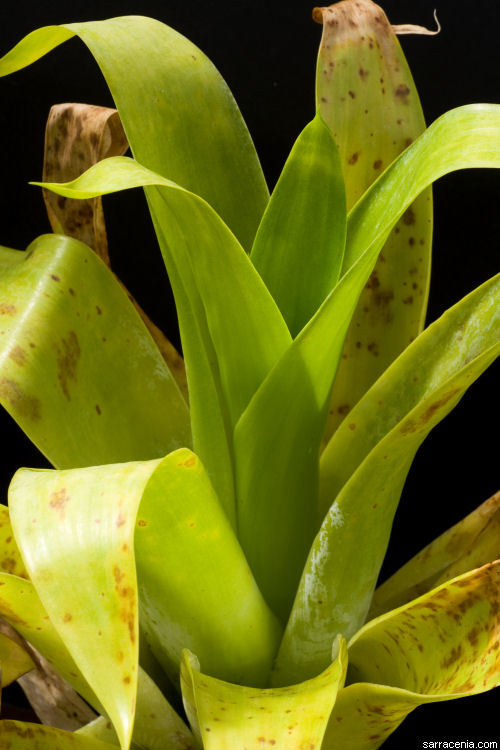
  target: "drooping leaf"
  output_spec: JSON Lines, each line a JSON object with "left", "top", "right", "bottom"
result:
{"left": 369, "top": 490, "right": 500, "bottom": 618}
{"left": 43, "top": 103, "right": 128, "bottom": 265}
{"left": 275, "top": 273, "right": 500, "bottom": 684}
{"left": 0, "top": 629, "right": 34, "bottom": 686}
{"left": 0, "top": 16, "right": 269, "bottom": 251}
{"left": 251, "top": 114, "right": 346, "bottom": 337}
{"left": 78, "top": 668, "right": 196, "bottom": 750}
{"left": 315, "top": 0, "right": 433, "bottom": 442}
{"left": 323, "top": 561, "right": 500, "bottom": 750}
{"left": 0, "top": 234, "right": 190, "bottom": 470}
{"left": 35, "top": 157, "right": 291, "bottom": 524}
{"left": 234, "top": 103, "right": 500, "bottom": 622}
{"left": 180, "top": 636, "right": 347, "bottom": 750}
{"left": 0, "top": 721, "right": 117, "bottom": 750}
{"left": 42, "top": 103, "right": 189, "bottom": 403}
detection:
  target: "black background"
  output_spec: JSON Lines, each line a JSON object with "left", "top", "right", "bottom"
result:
{"left": 0, "top": 0, "right": 498, "bottom": 745}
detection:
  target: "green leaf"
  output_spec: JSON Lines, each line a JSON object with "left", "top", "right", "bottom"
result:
{"left": 134, "top": 449, "right": 281, "bottom": 688}
{"left": 35, "top": 157, "right": 291, "bottom": 524}
{"left": 0, "top": 16, "right": 269, "bottom": 250}
{"left": 370, "top": 490, "right": 500, "bottom": 618}
{"left": 0, "top": 630, "right": 34, "bottom": 686}
{"left": 78, "top": 668, "right": 196, "bottom": 750}
{"left": 275, "top": 273, "right": 500, "bottom": 684}
{"left": 314, "top": 0, "right": 432, "bottom": 442}
{"left": 235, "top": 103, "right": 500, "bottom": 623}
{"left": 323, "top": 561, "right": 500, "bottom": 750}
{"left": 0, "top": 234, "right": 190, "bottom": 470}
{"left": 180, "top": 636, "right": 347, "bottom": 750}
{"left": 0, "top": 721, "right": 117, "bottom": 750}
{"left": 251, "top": 115, "right": 346, "bottom": 337}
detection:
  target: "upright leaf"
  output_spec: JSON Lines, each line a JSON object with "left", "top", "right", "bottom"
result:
{"left": 35, "top": 157, "right": 291, "bottom": 523}
{"left": 0, "top": 16, "right": 269, "bottom": 249}
{"left": 323, "top": 562, "right": 500, "bottom": 750}
{"left": 251, "top": 115, "right": 346, "bottom": 337}
{"left": 235, "top": 104, "right": 500, "bottom": 621}
{"left": 370, "top": 490, "right": 500, "bottom": 617}
{"left": 315, "top": 0, "right": 433, "bottom": 442}
{"left": 180, "top": 636, "right": 346, "bottom": 750}
{"left": 0, "top": 235, "right": 190, "bottom": 470}
{"left": 274, "top": 273, "right": 500, "bottom": 684}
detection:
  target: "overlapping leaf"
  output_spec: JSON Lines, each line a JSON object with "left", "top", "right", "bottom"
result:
{"left": 370, "top": 490, "right": 500, "bottom": 617}
{"left": 180, "top": 636, "right": 346, "bottom": 750}
{"left": 33, "top": 157, "right": 291, "bottom": 524}
{"left": 315, "top": 0, "right": 432, "bottom": 442}
{"left": 275, "top": 272, "right": 500, "bottom": 684}
{"left": 0, "top": 235, "right": 190, "bottom": 470}
{"left": 0, "top": 16, "right": 269, "bottom": 250}
{"left": 78, "top": 668, "right": 196, "bottom": 750}
{"left": 251, "top": 114, "right": 346, "bottom": 337}
{"left": 0, "top": 629, "right": 34, "bottom": 686}
{"left": 323, "top": 561, "right": 500, "bottom": 750}
{"left": 235, "top": 104, "right": 500, "bottom": 621}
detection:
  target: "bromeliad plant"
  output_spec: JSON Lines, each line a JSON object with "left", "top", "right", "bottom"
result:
{"left": 0, "top": 1, "right": 498, "bottom": 748}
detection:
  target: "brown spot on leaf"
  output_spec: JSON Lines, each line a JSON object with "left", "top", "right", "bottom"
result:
{"left": 348, "top": 152, "right": 359, "bottom": 165}
{"left": 0, "top": 303, "right": 16, "bottom": 315}
{"left": 51, "top": 274, "right": 60, "bottom": 282}
{"left": 50, "top": 488, "right": 70, "bottom": 520}
{"left": 402, "top": 207, "right": 416, "bottom": 225}
{"left": 395, "top": 83, "right": 410, "bottom": 102}
{"left": 57, "top": 331, "right": 81, "bottom": 401}
{"left": 373, "top": 159, "right": 383, "bottom": 170}
{"left": 0, "top": 378, "right": 41, "bottom": 420}
{"left": 63, "top": 612, "right": 73, "bottom": 622}
{"left": 9, "top": 346, "right": 27, "bottom": 366}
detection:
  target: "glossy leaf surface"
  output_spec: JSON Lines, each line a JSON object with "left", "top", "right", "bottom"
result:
{"left": 323, "top": 562, "right": 500, "bottom": 750}
{"left": 0, "top": 235, "right": 190, "bottom": 470}
{"left": 0, "top": 16, "right": 269, "bottom": 250}
{"left": 181, "top": 636, "right": 346, "bottom": 750}
{"left": 0, "top": 505, "right": 28, "bottom": 578}
{"left": 275, "top": 272, "right": 500, "bottom": 683}
{"left": 315, "top": 0, "right": 432, "bottom": 441}
{"left": 251, "top": 115, "right": 346, "bottom": 337}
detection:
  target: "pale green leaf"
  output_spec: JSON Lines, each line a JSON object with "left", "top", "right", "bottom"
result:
{"left": 235, "top": 103, "right": 500, "bottom": 622}
{"left": 0, "top": 721, "right": 116, "bottom": 750}
{"left": 315, "top": 0, "right": 432, "bottom": 441}
{"left": 370, "top": 490, "right": 500, "bottom": 618}
{"left": 275, "top": 273, "right": 500, "bottom": 684}
{"left": 35, "top": 157, "right": 291, "bottom": 524}
{"left": 0, "top": 16, "right": 268, "bottom": 250}
{"left": 323, "top": 561, "right": 500, "bottom": 750}
{"left": 180, "top": 636, "right": 347, "bottom": 750}
{"left": 0, "top": 234, "right": 190, "bottom": 470}
{"left": 251, "top": 115, "right": 346, "bottom": 337}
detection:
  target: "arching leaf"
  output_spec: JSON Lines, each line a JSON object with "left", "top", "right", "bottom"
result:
{"left": 0, "top": 235, "right": 190, "bottom": 470}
